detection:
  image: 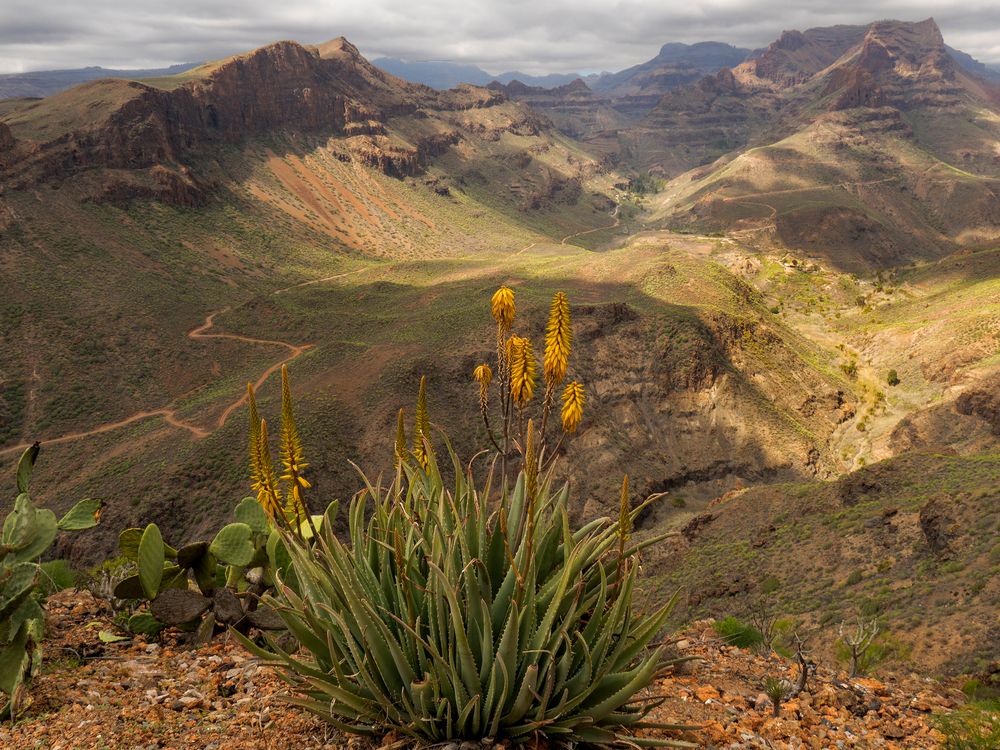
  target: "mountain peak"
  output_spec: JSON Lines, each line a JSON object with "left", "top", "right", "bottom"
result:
{"left": 857, "top": 17, "right": 948, "bottom": 71}
{"left": 771, "top": 29, "right": 809, "bottom": 52}
{"left": 846, "top": 16, "right": 958, "bottom": 95}
{"left": 744, "top": 24, "right": 868, "bottom": 86}
{"left": 314, "top": 36, "right": 363, "bottom": 61}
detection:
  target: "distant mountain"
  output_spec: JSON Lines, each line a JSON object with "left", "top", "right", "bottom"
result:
{"left": 945, "top": 45, "right": 1000, "bottom": 81}
{"left": 632, "top": 17, "right": 1000, "bottom": 269}
{"left": 371, "top": 57, "right": 583, "bottom": 90}
{"left": 483, "top": 41, "right": 754, "bottom": 136}
{"left": 590, "top": 41, "right": 751, "bottom": 94}
{"left": 488, "top": 78, "right": 631, "bottom": 137}
{"left": 372, "top": 57, "right": 493, "bottom": 88}
{"left": 0, "top": 63, "right": 201, "bottom": 99}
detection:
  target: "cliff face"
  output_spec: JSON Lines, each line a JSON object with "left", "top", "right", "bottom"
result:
{"left": 847, "top": 19, "right": 965, "bottom": 108}
{"left": 743, "top": 25, "right": 869, "bottom": 87}
{"left": 0, "top": 37, "right": 523, "bottom": 202}
{"left": 487, "top": 78, "right": 624, "bottom": 138}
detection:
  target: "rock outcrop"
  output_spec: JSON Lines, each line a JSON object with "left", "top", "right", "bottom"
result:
{"left": 0, "top": 37, "right": 531, "bottom": 203}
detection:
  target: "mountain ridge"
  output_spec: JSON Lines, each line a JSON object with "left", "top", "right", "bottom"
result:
{"left": 627, "top": 17, "right": 1000, "bottom": 269}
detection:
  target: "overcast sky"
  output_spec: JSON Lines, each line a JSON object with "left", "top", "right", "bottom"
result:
{"left": 1, "top": 0, "right": 998, "bottom": 75}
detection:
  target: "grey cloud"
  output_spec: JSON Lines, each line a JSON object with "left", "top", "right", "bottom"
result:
{"left": 0, "top": 0, "right": 997, "bottom": 75}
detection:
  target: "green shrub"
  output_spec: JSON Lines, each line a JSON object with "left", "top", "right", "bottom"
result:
{"left": 963, "top": 679, "right": 1000, "bottom": 702}
{"left": 239, "top": 445, "right": 691, "bottom": 746}
{"left": 713, "top": 617, "right": 764, "bottom": 649}
{"left": 834, "top": 628, "right": 909, "bottom": 676}
{"left": 989, "top": 543, "right": 1000, "bottom": 563}
{"left": 886, "top": 369, "right": 900, "bottom": 386}
{"left": 846, "top": 570, "right": 863, "bottom": 586}
{"left": 934, "top": 700, "right": 1000, "bottom": 749}
{"left": 760, "top": 576, "right": 781, "bottom": 594}
{"left": 1, "top": 444, "right": 102, "bottom": 718}
{"left": 37, "top": 559, "right": 78, "bottom": 594}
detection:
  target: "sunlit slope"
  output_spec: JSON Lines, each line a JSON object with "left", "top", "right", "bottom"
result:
{"left": 1, "top": 231, "right": 860, "bottom": 563}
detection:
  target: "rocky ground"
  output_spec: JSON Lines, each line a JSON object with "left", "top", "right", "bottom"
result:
{"left": 2, "top": 590, "right": 963, "bottom": 749}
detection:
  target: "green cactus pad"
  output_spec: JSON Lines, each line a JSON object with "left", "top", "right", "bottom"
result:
{"left": 234, "top": 497, "right": 269, "bottom": 534}
{"left": 57, "top": 498, "right": 104, "bottom": 531}
{"left": 137, "top": 524, "right": 165, "bottom": 600}
{"left": 209, "top": 523, "right": 254, "bottom": 567}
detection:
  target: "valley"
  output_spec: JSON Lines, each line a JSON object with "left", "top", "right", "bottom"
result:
{"left": 1, "top": 16, "right": 999, "bottom": 683}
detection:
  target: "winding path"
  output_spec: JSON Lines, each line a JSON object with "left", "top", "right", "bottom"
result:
{"left": 560, "top": 206, "right": 620, "bottom": 246}
{"left": 0, "top": 270, "right": 361, "bottom": 458}
{"left": 508, "top": 206, "right": 620, "bottom": 258}
{"left": 5, "top": 200, "right": 625, "bottom": 459}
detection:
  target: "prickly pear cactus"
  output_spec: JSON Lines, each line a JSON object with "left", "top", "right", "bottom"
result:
{"left": 1, "top": 444, "right": 102, "bottom": 718}
{"left": 114, "top": 497, "right": 315, "bottom": 641}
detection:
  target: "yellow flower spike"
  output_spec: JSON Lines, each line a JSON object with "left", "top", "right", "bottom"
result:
{"left": 491, "top": 286, "right": 515, "bottom": 331}
{"left": 254, "top": 418, "right": 283, "bottom": 521}
{"left": 394, "top": 408, "right": 408, "bottom": 468}
{"left": 524, "top": 419, "right": 538, "bottom": 503}
{"left": 412, "top": 375, "right": 432, "bottom": 469}
{"left": 247, "top": 383, "right": 263, "bottom": 492}
{"left": 473, "top": 363, "right": 493, "bottom": 388}
{"left": 509, "top": 336, "right": 537, "bottom": 408}
{"left": 543, "top": 292, "right": 572, "bottom": 388}
{"left": 560, "top": 381, "right": 585, "bottom": 433}
{"left": 474, "top": 362, "right": 493, "bottom": 413}
{"left": 279, "top": 365, "right": 309, "bottom": 521}
{"left": 617, "top": 475, "right": 631, "bottom": 549}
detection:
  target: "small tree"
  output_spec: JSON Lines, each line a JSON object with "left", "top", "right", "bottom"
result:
{"left": 838, "top": 617, "right": 880, "bottom": 677}
{"left": 748, "top": 595, "right": 780, "bottom": 652}
{"left": 790, "top": 631, "right": 814, "bottom": 696}
{"left": 886, "top": 369, "right": 900, "bottom": 386}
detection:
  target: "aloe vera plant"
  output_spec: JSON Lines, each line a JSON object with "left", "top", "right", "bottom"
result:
{"left": 240, "top": 443, "right": 694, "bottom": 746}
{"left": 1, "top": 444, "right": 102, "bottom": 718}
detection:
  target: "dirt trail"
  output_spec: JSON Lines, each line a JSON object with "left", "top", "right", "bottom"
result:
{"left": 507, "top": 208, "right": 620, "bottom": 259}
{"left": 273, "top": 267, "right": 365, "bottom": 295}
{"left": 1, "top": 270, "right": 362, "bottom": 458}
{"left": 718, "top": 176, "right": 898, "bottom": 204}
{"left": 560, "top": 206, "right": 620, "bottom": 246}
{"left": 187, "top": 309, "right": 312, "bottom": 430}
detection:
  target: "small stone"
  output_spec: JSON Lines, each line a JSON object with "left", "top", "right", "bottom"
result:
{"left": 695, "top": 685, "right": 721, "bottom": 703}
